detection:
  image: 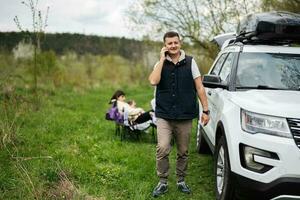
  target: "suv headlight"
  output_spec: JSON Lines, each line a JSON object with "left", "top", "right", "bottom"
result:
{"left": 241, "top": 109, "right": 292, "bottom": 138}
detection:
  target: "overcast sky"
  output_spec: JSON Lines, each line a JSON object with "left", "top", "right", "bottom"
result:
{"left": 0, "top": 0, "right": 136, "bottom": 38}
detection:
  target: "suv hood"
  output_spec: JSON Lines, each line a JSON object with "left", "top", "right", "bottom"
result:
{"left": 230, "top": 90, "right": 300, "bottom": 118}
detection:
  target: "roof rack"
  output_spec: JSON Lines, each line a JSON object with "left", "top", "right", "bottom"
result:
{"left": 236, "top": 11, "right": 300, "bottom": 44}
{"left": 235, "top": 35, "right": 296, "bottom": 46}
{"left": 212, "top": 11, "right": 300, "bottom": 49}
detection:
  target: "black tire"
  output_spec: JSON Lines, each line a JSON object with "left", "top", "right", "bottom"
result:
{"left": 214, "top": 136, "right": 235, "bottom": 200}
{"left": 196, "top": 121, "right": 210, "bottom": 154}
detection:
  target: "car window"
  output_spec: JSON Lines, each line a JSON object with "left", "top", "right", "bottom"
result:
{"left": 211, "top": 53, "right": 227, "bottom": 75}
{"left": 219, "top": 53, "right": 234, "bottom": 82}
{"left": 236, "top": 53, "right": 300, "bottom": 90}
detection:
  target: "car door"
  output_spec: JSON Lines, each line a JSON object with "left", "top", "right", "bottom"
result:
{"left": 203, "top": 52, "right": 236, "bottom": 146}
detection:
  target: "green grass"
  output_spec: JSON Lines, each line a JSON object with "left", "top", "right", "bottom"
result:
{"left": 0, "top": 84, "right": 214, "bottom": 200}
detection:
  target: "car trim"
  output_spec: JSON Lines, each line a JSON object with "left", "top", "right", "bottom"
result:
{"left": 199, "top": 125, "right": 214, "bottom": 153}
{"left": 232, "top": 172, "right": 300, "bottom": 200}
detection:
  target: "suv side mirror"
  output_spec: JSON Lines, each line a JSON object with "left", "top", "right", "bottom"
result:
{"left": 202, "top": 75, "right": 228, "bottom": 89}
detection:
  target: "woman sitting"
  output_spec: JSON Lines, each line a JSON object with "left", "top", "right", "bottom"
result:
{"left": 109, "top": 90, "right": 153, "bottom": 124}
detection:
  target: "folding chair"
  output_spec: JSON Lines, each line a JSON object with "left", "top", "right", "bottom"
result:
{"left": 120, "top": 107, "right": 152, "bottom": 141}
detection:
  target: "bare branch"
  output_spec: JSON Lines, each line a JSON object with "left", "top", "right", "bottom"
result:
{"left": 14, "top": 16, "right": 24, "bottom": 31}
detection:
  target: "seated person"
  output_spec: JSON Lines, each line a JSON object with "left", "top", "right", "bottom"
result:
{"left": 109, "top": 90, "right": 152, "bottom": 124}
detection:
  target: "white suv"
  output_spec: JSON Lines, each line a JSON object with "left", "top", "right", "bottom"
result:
{"left": 197, "top": 34, "right": 300, "bottom": 199}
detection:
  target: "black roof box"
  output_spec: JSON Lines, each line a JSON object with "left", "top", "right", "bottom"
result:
{"left": 237, "top": 11, "right": 300, "bottom": 43}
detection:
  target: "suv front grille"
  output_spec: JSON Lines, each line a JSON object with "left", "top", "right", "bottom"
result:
{"left": 287, "top": 118, "right": 300, "bottom": 149}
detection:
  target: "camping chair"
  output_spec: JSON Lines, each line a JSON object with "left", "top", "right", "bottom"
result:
{"left": 105, "top": 102, "right": 156, "bottom": 141}
{"left": 105, "top": 102, "right": 124, "bottom": 136}
{"left": 120, "top": 107, "right": 152, "bottom": 141}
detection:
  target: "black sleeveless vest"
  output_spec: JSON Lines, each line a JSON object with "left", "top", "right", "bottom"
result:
{"left": 155, "top": 55, "right": 199, "bottom": 120}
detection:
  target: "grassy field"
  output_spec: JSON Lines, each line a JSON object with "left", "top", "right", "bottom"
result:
{"left": 0, "top": 84, "right": 214, "bottom": 200}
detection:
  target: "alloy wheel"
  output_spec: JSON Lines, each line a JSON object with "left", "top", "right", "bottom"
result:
{"left": 216, "top": 146, "right": 225, "bottom": 194}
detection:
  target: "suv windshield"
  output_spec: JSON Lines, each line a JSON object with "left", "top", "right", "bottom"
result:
{"left": 236, "top": 53, "right": 300, "bottom": 90}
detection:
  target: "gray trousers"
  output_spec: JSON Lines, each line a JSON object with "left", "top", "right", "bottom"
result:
{"left": 156, "top": 118, "right": 193, "bottom": 183}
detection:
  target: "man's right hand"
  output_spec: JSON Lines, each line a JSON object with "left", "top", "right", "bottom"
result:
{"left": 160, "top": 47, "right": 168, "bottom": 61}
{"left": 149, "top": 47, "right": 167, "bottom": 85}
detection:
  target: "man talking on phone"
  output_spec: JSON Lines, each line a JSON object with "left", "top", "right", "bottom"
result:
{"left": 149, "top": 31, "right": 210, "bottom": 197}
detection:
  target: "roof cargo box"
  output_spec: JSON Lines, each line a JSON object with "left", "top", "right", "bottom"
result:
{"left": 237, "top": 11, "right": 300, "bottom": 42}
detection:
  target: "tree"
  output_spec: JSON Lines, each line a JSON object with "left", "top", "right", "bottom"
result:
{"left": 262, "top": 0, "right": 300, "bottom": 13}
{"left": 126, "top": 0, "right": 262, "bottom": 59}
{"left": 14, "top": 0, "right": 49, "bottom": 109}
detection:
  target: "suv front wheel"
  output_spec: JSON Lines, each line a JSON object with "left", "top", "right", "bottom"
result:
{"left": 214, "top": 136, "right": 235, "bottom": 200}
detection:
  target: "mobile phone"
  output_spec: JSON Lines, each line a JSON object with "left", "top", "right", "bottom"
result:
{"left": 164, "top": 51, "right": 169, "bottom": 57}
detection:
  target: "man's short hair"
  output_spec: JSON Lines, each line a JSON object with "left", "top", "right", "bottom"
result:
{"left": 163, "top": 31, "right": 180, "bottom": 42}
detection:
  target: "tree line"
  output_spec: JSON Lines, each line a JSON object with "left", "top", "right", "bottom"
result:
{"left": 0, "top": 32, "right": 154, "bottom": 61}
